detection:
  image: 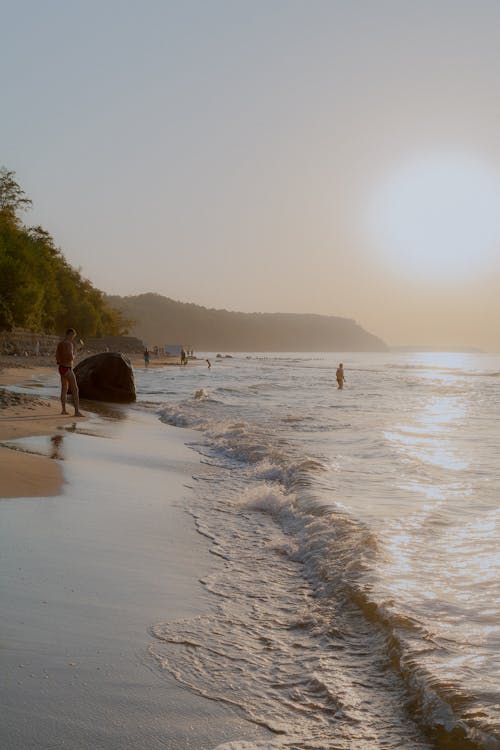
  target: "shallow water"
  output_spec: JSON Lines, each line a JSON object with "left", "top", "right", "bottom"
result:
{"left": 135, "top": 352, "right": 500, "bottom": 749}
{"left": 12, "top": 353, "right": 498, "bottom": 747}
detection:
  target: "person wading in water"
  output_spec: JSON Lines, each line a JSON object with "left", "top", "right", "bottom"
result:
{"left": 336, "top": 362, "right": 345, "bottom": 390}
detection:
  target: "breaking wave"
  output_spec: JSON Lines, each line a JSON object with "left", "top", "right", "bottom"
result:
{"left": 151, "top": 388, "right": 499, "bottom": 750}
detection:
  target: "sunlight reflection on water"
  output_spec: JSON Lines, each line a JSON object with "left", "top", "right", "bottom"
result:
{"left": 139, "top": 350, "right": 500, "bottom": 742}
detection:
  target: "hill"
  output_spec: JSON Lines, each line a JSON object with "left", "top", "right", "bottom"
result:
{"left": 106, "top": 293, "right": 387, "bottom": 352}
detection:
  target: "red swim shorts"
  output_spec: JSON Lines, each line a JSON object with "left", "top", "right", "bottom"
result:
{"left": 58, "top": 365, "right": 72, "bottom": 377}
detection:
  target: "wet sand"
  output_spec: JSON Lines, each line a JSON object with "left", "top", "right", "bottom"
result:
{"left": 0, "top": 372, "right": 268, "bottom": 748}
{"left": 0, "top": 384, "right": 86, "bottom": 498}
{"left": 0, "top": 356, "right": 201, "bottom": 498}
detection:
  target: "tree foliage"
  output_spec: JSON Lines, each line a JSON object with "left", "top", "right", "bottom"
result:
{"left": 0, "top": 168, "right": 130, "bottom": 336}
{"left": 0, "top": 167, "right": 33, "bottom": 218}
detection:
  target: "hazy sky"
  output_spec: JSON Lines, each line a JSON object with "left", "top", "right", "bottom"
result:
{"left": 3, "top": 0, "right": 500, "bottom": 350}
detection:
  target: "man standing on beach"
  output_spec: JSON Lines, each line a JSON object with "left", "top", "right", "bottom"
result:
{"left": 55, "top": 328, "right": 83, "bottom": 416}
{"left": 336, "top": 362, "right": 345, "bottom": 390}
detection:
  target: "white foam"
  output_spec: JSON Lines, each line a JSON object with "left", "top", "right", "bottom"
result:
{"left": 214, "top": 742, "right": 285, "bottom": 750}
{"left": 238, "top": 483, "right": 292, "bottom": 515}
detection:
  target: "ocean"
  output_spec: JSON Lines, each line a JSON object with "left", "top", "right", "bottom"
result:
{"left": 135, "top": 351, "right": 499, "bottom": 750}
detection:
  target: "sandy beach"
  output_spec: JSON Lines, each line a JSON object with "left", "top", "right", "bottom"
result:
{"left": 0, "top": 353, "right": 196, "bottom": 499}
{"left": 0, "top": 364, "right": 267, "bottom": 749}
{"left": 0, "top": 364, "right": 84, "bottom": 498}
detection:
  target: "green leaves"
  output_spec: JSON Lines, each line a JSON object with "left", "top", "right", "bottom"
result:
{"left": 0, "top": 168, "right": 129, "bottom": 337}
{"left": 0, "top": 168, "right": 32, "bottom": 220}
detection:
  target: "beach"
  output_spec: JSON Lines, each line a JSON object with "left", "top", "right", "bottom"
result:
{"left": 0, "top": 366, "right": 80, "bottom": 498}
{"left": 0, "top": 363, "right": 267, "bottom": 749}
{"left": 136, "top": 351, "right": 500, "bottom": 749}
{"left": 2, "top": 353, "right": 499, "bottom": 749}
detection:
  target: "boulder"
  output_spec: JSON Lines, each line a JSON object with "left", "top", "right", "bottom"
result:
{"left": 74, "top": 352, "right": 136, "bottom": 403}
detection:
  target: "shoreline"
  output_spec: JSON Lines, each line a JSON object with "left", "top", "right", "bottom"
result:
{"left": 0, "top": 364, "right": 268, "bottom": 749}
{"left": 0, "top": 373, "right": 88, "bottom": 498}
{"left": 0, "top": 353, "right": 199, "bottom": 499}
{"left": 0, "top": 355, "right": 184, "bottom": 499}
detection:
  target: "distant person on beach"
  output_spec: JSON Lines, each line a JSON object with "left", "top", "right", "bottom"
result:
{"left": 336, "top": 362, "right": 345, "bottom": 390}
{"left": 181, "top": 348, "right": 187, "bottom": 365}
{"left": 144, "top": 348, "right": 150, "bottom": 367}
{"left": 206, "top": 359, "right": 211, "bottom": 369}
{"left": 55, "top": 328, "right": 83, "bottom": 416}
{"left": 34, "top": 340, "right": 40, "bottom": 357}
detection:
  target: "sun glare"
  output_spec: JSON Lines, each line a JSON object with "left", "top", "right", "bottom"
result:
{"left": 367, "top": 152, "right": 500, "bottom": 284}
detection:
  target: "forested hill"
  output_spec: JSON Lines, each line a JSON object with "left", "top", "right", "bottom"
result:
{"left": 0, "top": 168, "right": 129, "bottom": 337}
{"left": 107, "top": 293, "right": 387, "bottom": 352}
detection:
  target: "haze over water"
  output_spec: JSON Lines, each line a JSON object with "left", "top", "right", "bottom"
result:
{"left": 3, "top": 2, "right": 500, "bottom": 350}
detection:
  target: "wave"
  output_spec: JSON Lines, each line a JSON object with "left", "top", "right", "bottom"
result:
{"left": 155, "top": 394, "right": 500, "bottom": 749}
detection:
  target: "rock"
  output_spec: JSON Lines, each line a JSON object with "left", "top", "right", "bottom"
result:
{"left": 74, "top": 352, "right": 136, "bottom": 403}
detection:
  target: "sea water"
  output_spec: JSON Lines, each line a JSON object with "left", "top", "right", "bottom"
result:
{"left": 137, "top": 352, "right": 498, "bottom": 748}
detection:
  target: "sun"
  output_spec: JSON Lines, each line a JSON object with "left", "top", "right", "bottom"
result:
{"left": 367, "top": 152, "right": 500, "bottom": 284}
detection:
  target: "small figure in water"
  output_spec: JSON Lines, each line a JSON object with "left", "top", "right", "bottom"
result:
{"left": 206, "top": 359, "right": 211, "bottom": 369}
{"left": 144, "top": 348, "right": 150, "bottom": 367}
{"left": 336, "top": 362, "right": 345, "bottom": 390}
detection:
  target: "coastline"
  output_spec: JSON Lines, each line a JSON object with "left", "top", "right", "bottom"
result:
{"left": 0, "top": 364, "right": 269, "bottom": 749}
{"left": 0, "top": 351, "right": 203, "bottom": 499}
{"left": 2, "top": 353, "right": 498, "bottom": 746}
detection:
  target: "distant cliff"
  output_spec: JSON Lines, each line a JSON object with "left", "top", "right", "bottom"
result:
{"left": 106, "top": 293, "right": 386, "bottom": 352}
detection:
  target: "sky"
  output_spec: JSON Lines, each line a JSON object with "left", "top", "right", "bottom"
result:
{"left": 3, "top": 0, "right": 500, "bottom": 350}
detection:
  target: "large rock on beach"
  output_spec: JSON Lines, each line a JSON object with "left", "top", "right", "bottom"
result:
{"left": 74, "top": 352, "right": 136, "bottom": 403}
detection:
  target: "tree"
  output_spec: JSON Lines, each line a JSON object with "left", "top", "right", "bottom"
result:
{"left": 0, "top": 168, "right": 32, "bottom": 220}
{"left": 0, "top": 167, "right": 131, "bottom": 336}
